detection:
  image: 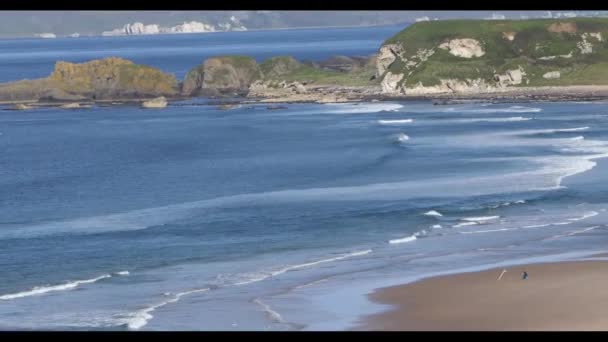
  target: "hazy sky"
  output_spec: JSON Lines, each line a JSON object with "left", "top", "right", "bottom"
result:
{"left": 0, "top": 11, "right": 606, "bottom": 38}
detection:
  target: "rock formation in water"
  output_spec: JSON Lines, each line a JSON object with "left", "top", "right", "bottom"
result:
{"left": 141, "top": 96, "right": 168, "bottom": 108}
{"left": 0, "top": 57, "right": 177, "bottom": 102}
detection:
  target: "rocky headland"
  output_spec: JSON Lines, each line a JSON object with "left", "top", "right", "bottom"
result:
{"left": 6, "top": 18, "right": 608, "bottom": 110}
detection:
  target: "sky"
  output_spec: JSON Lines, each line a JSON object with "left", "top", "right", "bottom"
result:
{"left": 0, "top": 11, "right": 606, "bottom": 38}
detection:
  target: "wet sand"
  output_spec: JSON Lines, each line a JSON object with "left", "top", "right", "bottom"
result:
{"left": 359, "top": 261, "right": 608, "bottom": 330}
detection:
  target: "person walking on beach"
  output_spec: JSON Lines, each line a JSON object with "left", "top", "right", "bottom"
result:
{"left": 522, "top": 271, "right": 528, "bottom": 280}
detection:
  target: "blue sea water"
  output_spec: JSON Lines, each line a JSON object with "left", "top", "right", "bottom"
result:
{"left": 3, "top": 26, "right": 608, "bottom": 330}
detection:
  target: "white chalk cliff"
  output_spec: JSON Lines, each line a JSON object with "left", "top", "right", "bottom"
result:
{"left": 102, "top": 17, "right": 247, "bottom": 36}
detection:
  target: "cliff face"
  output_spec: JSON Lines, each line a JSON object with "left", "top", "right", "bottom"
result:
{"left": 48, "top": 57, "right": 177, "bottom": 98}
{"left": 0, "top": 57, "right": 177, "bottom": 101}
{"left": 182, "top": 56, "right": 263, "bottom": 95}
{"left": 201, "top": 56, "right": 262, "bottom": 91}
{"left": 376, "top": 18, "right": 608, "bottom": 95}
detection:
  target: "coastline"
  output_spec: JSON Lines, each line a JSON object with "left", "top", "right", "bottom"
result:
{"left": 358, "top": 259, "right": 608, "bottom": 331}
{"left": 4, "top": 84, "right": 608, "bottom": 110}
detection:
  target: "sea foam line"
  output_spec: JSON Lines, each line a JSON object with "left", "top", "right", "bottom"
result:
{"left": 378, "top": 119, "right": 413, "bottom": 125}
{"left": 461, "top": 117, "right": 532, "bottom": 123}
{"left": 126, "top": 249, "right": 372, "bottom": 329}
{"left": 124, "top": 287, "right": 210, "bottom": 330}
{"left": 234, "top": 249, "right": 373, "bottom": 285}
{"left": 460, "top": 228, "right": 518, "bottom": 234}
{"left": 568, "top": 211, "right": 599, "bottom": 222}
{"left": 546, "top": 226, "right": 601, "bottom": 240}
{"left": 462, "top": 216, "right": 500, "bottom": 222}
{"left": 443, "top": 106, "right": 542, "bottom": 114}
{"left": 0, "top": 271, "right": 129, "bottom": 301}
{"left": 253, "top": 298, "right": 287, "bottom": 324}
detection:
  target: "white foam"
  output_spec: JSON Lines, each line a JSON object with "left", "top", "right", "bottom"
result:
{"left": 461, "top": 228, "right": 518, "bottom": 234}
{"left": 453, "top": 221, "right": 479, "bottom": 228}
{"left": 431, "top": 224, "right": 443, "bottom": 229}
{"left": 253, "top": 298, "right": 286, "bottom": 324}
{"left": 515, "top": 200, "right": 526, "bottom": 204}
{"left": 268, "top": 249, "right": 372, "bottom": 277}
{"left": 445, "top": 106, "right": 542, "bottom": 114}
{"left": 530, "top": 126, "right": 589, "bottom": 134}
{"left": 547, "top": 226, "right": 601, "bottom": 240}
{"left": 323, "top": 103, "right": 404, "bottom": 114}
{"left": 378, "top": 119, "right": 413, "bottom": 125}
{"left": 293, "top": 278, "right": 328, "bottom": 290}
{"left": 233, "top": 249, "right": 373, "bottom": 285}
{"left": 462, "top": 216, "right": 500, "bottom": 222}
{"left": 389, "top": 235, "right": 417, "bottom": 244}
{"left": 116, "top": 271, "right": 130, "bottom": 276}
{"left": 397, "top": 133, "right": 410, "bottom": 142}
{"left": 523, "top": 223, "right": 551, "bottom": 229}
{"left": 424, "top": 210, "right": 443, "bottom": 217}
{"left": 568, "top": 211, "right": 599, "bottom": 221}
{"left": 461, "top": 117, "right": 532, "bottom": 122}
{"left": 124, "top": 287, "right": 210, "bottom": 330}
{"left": 0, "top": 274, "right": 111, "bottom": 301}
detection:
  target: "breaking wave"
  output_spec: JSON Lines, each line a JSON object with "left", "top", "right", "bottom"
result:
{"left": 378, "top": 119, "right": 413, "bottom": 125}
{"left": 0, "top": 271, "right": 129, "bottom": 301}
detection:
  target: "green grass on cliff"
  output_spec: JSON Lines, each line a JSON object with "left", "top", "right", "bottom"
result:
{"left": 261, "top": 57, "right": 378, "bottom": 86}
{"left": 384, "top": 18, "right": 608, "bottom": 88}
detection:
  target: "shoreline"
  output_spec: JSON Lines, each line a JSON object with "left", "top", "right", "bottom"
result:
{"left": 358, "top": 259, "right": 608, "bottom": 331}
{"left": 4, "top": 85, "right": 608, "bottom": 110}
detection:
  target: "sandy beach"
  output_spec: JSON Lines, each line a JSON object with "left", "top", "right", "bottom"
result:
{"left": 359, "top": 260, "right": 608, "bottom": 331}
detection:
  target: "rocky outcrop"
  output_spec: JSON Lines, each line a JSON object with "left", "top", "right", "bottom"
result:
{"left": 377, "top": 43, "right": 406, "bottom": 77}
{"left": 259, "top": 56, "right": 302, "bottom": 79}
{"left": 316, "top": 55, "right": 369, "bottom": 73}
{"left": 141, "top": 96, "right": 168, "bottom": 108}
{"left": 380, "top": 72, "right": 405, "bottom": 94}
{"left": 578, "top": 33, "right": 597, "bottom": 54}
{"left": 404, "top": 79, "right": 500, "bottom": 95}
{"left": 48, "top": 57, "right": 177, "bottom": 99}
{"left": 543, "top": 71, "right": 561, "bottom": 79}
{"left": 39, "top": 88, "right": 87, "bottom": 102}
{"left": 438, "top": 39, "right": 485, "bottom": 58}
{"left": 200, "top": 56, "right": 262, "bottom": 92}
{"left": 494, "top": 67, "right": 527, "bottom": 87}
{"left": 13, "top": 104, "right": 32, "bottom": 110}
{"left": 60, "top": 103, "right": 81, "bottom": 109}
{"left": 548, "top": 22, "right": 577, "bottom": 33}
{"left": 248, "top": 80, "right": 307, "bottom": 97}
{"left": 181, "top": 65, "right": 205, "bottom": 96}
{"left": 502, "top": 32, "right": 516, "bottom": 41}
{"left": 0, "top": 57, "right": 177, "bottom": 102}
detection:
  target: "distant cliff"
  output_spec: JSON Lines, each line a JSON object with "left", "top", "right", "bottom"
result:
{"left": 376, "top": 18, "right": 608, "bottom": 95}
{"left": 102, "top": 17, "right": 247, "bottom": 36}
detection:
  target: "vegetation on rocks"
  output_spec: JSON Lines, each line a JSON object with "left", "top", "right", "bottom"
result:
{"left": 0, "top": 57, "right": 177, "bottom": 102}
{"left": 379, "top": 18, "right": 608, "bottom": 93}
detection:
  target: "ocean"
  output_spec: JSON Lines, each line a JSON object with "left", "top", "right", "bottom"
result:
{"left": 2, "top": 25, "right": 608, "bottom": 330}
